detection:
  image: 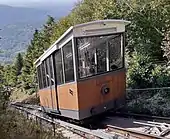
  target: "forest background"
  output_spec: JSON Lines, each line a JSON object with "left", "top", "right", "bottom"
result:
{"left": 0, "top": 0, "right": 170, "bottom": 138}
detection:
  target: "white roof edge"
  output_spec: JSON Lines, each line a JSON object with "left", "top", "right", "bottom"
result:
{"left": 74, "top": 19, "right": 131, "bottom": 28}
{"left": 50, "top": 26, "right": 73, "bottom": 49}
{"left": 34, "top": 26, "right": 73, "bottom": 65}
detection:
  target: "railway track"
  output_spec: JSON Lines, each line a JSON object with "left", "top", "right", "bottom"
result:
{"left": 11, "top": 102, "right": 170, "bottom": 139}
{"left": 103, "top": 111, "right": 170, "bottom": 139}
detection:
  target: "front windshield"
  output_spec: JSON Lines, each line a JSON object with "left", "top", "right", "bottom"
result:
{"left": 76, "top": 34, "right": 123, "bottom": 79}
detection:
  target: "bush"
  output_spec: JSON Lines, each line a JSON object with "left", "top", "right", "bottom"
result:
{"left": 127, "top": 52, "right": 170, "bottom": 89}
{"left": 151, "top": 65, "right": 170, "bottom": 87}
{"left": 127, "top": 53, "right": 154, "bottom": 88}
{"left": 126, "top": 89, "right": 170, "bottom": 117}
{"left": 0, "top": 110, "right": 66, "bottom": 139}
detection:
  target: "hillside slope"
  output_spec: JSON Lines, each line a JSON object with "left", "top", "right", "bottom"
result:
{"left": 0, "top": 4, "right": 73, "bottom": 63}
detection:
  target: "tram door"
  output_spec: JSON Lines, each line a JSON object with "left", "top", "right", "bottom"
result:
{"left": 46, "top": 55, "right": 60, "bottom": 113}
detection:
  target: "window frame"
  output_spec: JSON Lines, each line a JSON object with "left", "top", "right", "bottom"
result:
{"left": 37, "top": 56, "right": 55, "bottom": 90}
{"left": 53, "top": 37, "right": 76, "bottom": 86}
{"left": 49, "top": 55, "right": 55, "bottom": 86}
{"left": 41, "top": 61, "right": 47, "bottom": 89}
{"left": 38, "top": 40, "right": 75, "bottom": 89}
{"left": 62, "top": 40, "right": 75, "bottom": 83}
{"left": 54, "top": 49, "right": 64, "bottom": 85}
{"left": 37, "top": 65, "right": 43, "bottom": 89}
{"left": 45, "top": 58, "right": 50, "bottom": 87}
{"left": 75, "top": 32, "right": 125, "bottom": 80}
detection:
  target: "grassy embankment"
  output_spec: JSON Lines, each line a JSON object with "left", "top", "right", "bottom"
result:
{"left": 0, "top": 109, "right": 66, "bottom": 139}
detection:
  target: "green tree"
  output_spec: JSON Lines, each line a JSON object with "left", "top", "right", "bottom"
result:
{"left": 162, "top": 30, "right": 170, "bottom": 63}
{"left": 15, "top": 53, "right": 23, "bottom": 76}
{"left": 0, "top": 65, "right": 10, "bottom": 110}
{"left": 3, "top": 65, "right": 17, "bottom": 87}
{"left": 20, "top": 16, "right": 56, "bottom": 94}
{"left": 42, "top": 16, "right": 56, "bottom": 49}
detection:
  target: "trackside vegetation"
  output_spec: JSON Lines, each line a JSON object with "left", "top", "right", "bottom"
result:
{"left": 0, "top": 0, "right": 170, "bottom": 137}
{"left": 0, "top": 58, "right": 66, "bottom": 138}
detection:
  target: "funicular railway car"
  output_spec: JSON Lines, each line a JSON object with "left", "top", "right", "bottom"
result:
{"left": 34, "top": 20, "right": 130, "bottom": 120}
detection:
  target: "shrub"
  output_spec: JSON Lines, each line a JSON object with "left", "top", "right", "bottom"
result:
{"left": 127, "top": 52, "right": 170, "bottom": 89}
{"left": 0, "top": 110, "right": 66, "bottom": 139}
{"left": 127, "top": 53, "right": 154, "bottom": 88}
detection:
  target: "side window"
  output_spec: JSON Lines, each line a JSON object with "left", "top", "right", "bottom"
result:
{"left": 49, "top": 56, "right": 55, "bottom": 86}
{"left": 96, "top": 40, "right": 107, "bottom": 73}
{"left": 37, "top": 65, "right": 42, "bottom": 89}
{"left": 45, "top": 59, "right": 50, "bottom": 87}
{"left": 54, "top": 50, "right": 64, "bottom": 84}
{"left": 63, "top": 41, "right": 74, "bottom": 83}
{"left": 43, "top": 56, "right": 56, "bottom": 87}
{"left": 77, "top": 37, "right": 97, "bottom": 78}
{"left": 42, "top": 62, "right": 47, "bottom": 88}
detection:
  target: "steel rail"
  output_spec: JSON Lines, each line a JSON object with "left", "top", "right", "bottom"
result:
{"left": 12, "top": 104, "right": 91, "bottom": 139}
{"left": 107, "top": 111, "right": 170, "bottom": 138}
{"left": 11, "top": 102, "right": 41, "bottom": 110}
{"left": 106, "top": 125, "right": 165, "bottom": 139}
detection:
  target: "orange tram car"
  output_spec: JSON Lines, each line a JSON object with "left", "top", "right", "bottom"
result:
{"left": 34, "top": 20, "right": 130, "bottom": 121}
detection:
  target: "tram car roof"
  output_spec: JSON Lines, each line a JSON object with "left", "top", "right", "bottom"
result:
{"left": 34, "top": 19, "right": 130, "bottom": 67}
